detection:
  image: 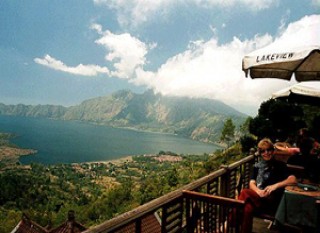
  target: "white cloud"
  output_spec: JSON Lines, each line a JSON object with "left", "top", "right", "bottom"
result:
{"left": 133, "top": 35, "right": 287, "bottom": 114}
{"left": 312, "top": 0, "right": 320, "bottom": 7}
{"left": 195, "top": 0, "right": 278, "bottom": 10}
{"left": 278, "top": 9, "right": 291, "bottom": 32}
{"left": 94, "top": 0, "right": 173, "bottom": 27}
{"left": 34, "top": 24, "right": 155, "bottom": 80}
{"left": 34, "top": 14, "right": 320, "bottom": 115}
{"left": 274, "top": 14, "right": 320, "bottom": 48}
{"left": 131, "top": 14, "right": 320, "bottom": 115}
{"left": 34, "top": 55, "right": 109, "bottom": 76}
{"left": 93, "top": 0, "right": 277, "bottom": 27}
{"left": 92, "top": 25, "right": 156, "bottom": 79}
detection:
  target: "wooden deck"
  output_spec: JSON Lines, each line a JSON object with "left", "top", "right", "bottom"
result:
{"left": 253, "top": 218, "right": 279, "bottom": 233}
{"left": 253, "top": 217, "right": 303, "bottom": 233}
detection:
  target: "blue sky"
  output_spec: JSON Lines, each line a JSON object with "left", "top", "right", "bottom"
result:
{"left": 1, "top": 0, "right": 319, "bottom": 115}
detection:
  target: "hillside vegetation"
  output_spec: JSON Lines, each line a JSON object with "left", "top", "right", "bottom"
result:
{"left": 0, "top": 148, "right": 245, "bottom": 232}
{"left": 0, "top": 90, "right": 246, "bottom": 143}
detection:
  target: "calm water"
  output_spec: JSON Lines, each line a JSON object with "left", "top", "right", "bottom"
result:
{"left": 0, "top": 115, "right": 220, "bottom": 165}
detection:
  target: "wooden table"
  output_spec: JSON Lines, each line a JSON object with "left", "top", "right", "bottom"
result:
{"left": 274, "top": 182, "right": 320, "bottom": 232}
{"left": 285, "top": 183, "right": 320, "bottom": 197}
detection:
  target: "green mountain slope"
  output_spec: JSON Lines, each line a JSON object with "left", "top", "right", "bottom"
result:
{"left": 0, "top": 90, "right": 247, "bottom": 143}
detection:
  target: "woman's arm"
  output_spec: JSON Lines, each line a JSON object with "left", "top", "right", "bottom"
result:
{"left": 264, "top": 175, "right": 297, "bottom": 195}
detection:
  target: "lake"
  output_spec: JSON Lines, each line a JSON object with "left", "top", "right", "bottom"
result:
{"left": 0, "top": 115, "right": 221, "bottom": 165}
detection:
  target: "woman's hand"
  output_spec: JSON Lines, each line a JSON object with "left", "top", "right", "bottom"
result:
{"left": 256, "top": 189, "right": 268, "bottom": 197}
{"left": 250, "top": 180, "right": 269, "bottom": 197}
{"left": 263, "top": 184, "right": 278, "bottom": 195}
{"left": 255, "top": 184, "right": 278, "bottom": 197}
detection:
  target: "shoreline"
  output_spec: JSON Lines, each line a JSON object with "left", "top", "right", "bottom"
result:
{"left": 0, "top": 146, "right": 37, "bottom": 166}
{"left": 79, "top": 155, "right": 133, "bottom": 166}
{"left": 0, "top": 142, "right": 133, "bottom": 167}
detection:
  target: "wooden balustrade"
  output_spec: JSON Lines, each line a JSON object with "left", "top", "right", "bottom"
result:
{"left": 83, "top": 155, "right": 255, "bottom": 233}
{"left": 183, "top": 190, "right": 245, "bottom": 233}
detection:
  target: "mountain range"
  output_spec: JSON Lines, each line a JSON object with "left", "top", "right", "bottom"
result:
{"left": 0, "top": 90, "right": 247, "bottom": 143}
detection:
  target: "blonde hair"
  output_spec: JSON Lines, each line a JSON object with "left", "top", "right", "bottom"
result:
{"left": 258, "top": 138, "right": 274, "bottom": 149}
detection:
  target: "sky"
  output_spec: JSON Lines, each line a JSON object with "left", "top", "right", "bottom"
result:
{"left": 1, "top": 0, "right": 320, "bottom": 116}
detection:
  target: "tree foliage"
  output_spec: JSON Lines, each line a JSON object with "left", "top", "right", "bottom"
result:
{"left": 249, "top": 99, "right": 305, "bottom": 141}
{"left": 0, "top": 153, "right": 220, "bottom": 231}
{"left": 220, "top": 118, "right": 235, "bottom": 145}
{"left": 249, "top": 99, "right": 320, "bottom": 142}
{"left": 239, "top": 117, "right": 252, "bottom": 136}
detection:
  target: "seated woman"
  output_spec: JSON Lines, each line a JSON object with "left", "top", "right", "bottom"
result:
{"left": 237, "top": 138, "right": 297, "bottom": 233}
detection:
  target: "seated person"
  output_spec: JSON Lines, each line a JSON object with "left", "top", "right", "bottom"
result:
{"left": 274, "top": 142, "right": 300, "bottom": 154}
{"left": 296, "top": 127, "right": 319, "bottom": 157}
{"left": 294, "top": 128, "right": 320, "bottom": 182}
{"left": 273, "top": 142, "right": 300, "bottom": 163}
{"left": 237, "top": 138, "right": 297, "bottom": 233}
{"left": 287, "top": 129, "right": 314, "bottom": 168}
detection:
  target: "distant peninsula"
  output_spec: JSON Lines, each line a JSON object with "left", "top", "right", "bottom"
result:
{"left": 0, "top": 90, "right": 247, "bottom": 144}
{"left": 0, "top": 133, "right": 37, "bottom": 167}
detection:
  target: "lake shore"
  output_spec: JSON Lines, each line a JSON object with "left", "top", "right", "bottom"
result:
{"left": 1, "top": 145, "right": 133, "bottom": 168}
{"left": 0, "top": 146, "right": 37, "bottom": 166}
{"left": 81, "top": 155, "right": 133, "bottom": 165}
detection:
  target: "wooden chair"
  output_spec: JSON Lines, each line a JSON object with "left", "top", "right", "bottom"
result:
{"left": 286, "top": 164, "right": 305, "bottom": 180}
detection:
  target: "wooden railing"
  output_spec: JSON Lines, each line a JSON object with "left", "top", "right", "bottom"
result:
{"left": 184, "top": 190, "right": 245, "bottom": 233}
{"left": 83, "top": 154, "right": 255, "bottom": 233}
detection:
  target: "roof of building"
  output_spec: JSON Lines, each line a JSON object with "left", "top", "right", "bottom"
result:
{"left": 11, "top": 211, "right": 87, "bottom": 233}
{"left": 11, "top": 214, "right": 48, "bottom": 233}
{"left": 49, "top": 210, "right": 87, "bottom": 233}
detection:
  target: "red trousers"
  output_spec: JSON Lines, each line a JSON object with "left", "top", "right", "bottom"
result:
{"left": 237, "top": 189, "right": 262, "bottom": 233}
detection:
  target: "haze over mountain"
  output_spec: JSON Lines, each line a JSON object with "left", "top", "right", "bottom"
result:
{"left": 0, "top": 90, "right": 246, "bottom": 143}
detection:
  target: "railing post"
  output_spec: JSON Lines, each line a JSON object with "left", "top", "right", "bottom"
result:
{"left": 161, "top": 206, "right": 167, "bottom": 233}
{"left": 135, "top": 218, "right": 141, "bottom": 233}
{"left": 185, "top": 194, "right": 191, "bottom": 233}
{"left": 220, "top": 165, "right": 229, "bottom": 197}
